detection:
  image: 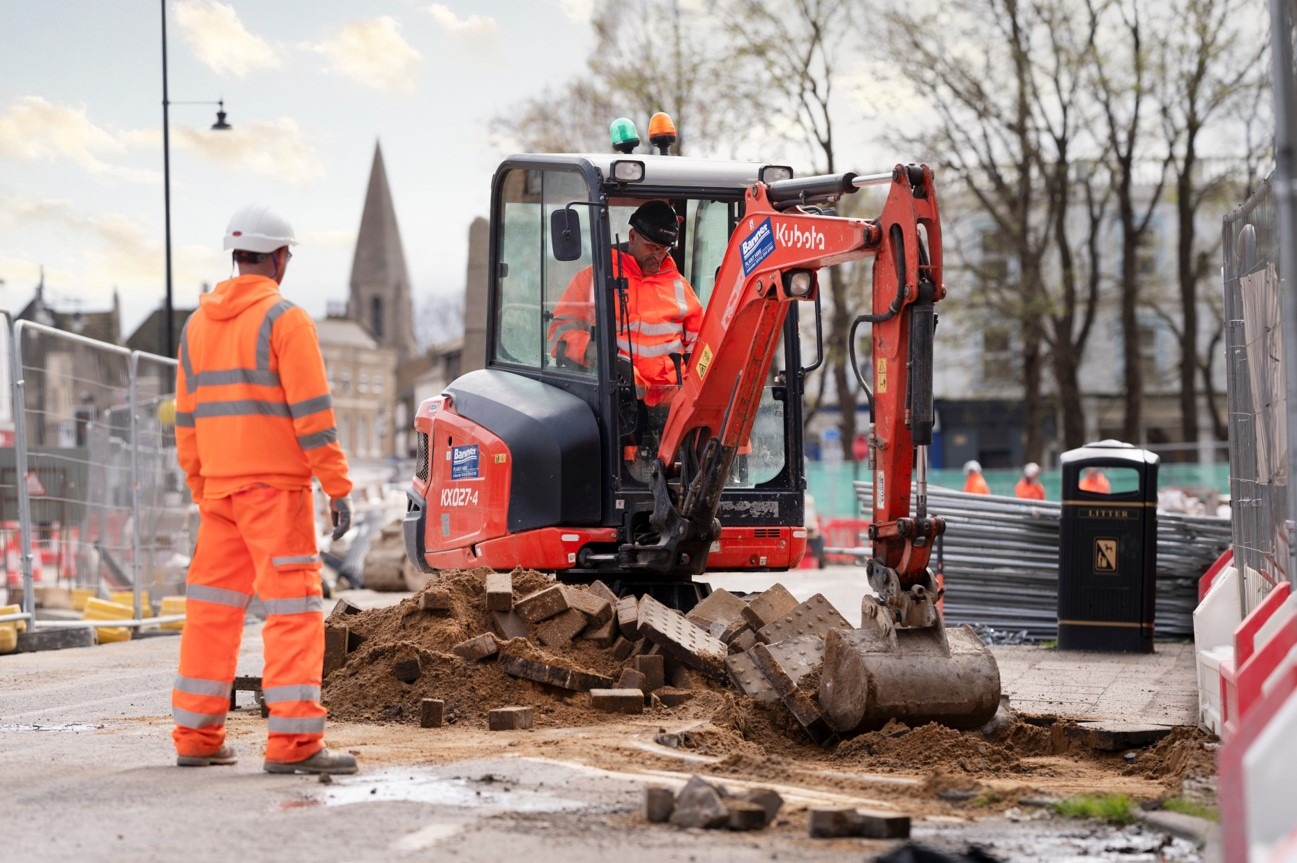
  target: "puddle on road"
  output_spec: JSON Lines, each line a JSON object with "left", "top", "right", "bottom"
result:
{"left": 277, "top": 768, "right": 592, "bottom": 814}
{"left": 0, "top": 723, "right": 102, "bottom": 733}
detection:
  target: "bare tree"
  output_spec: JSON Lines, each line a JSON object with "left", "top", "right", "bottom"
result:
{"left": 414, "top": 291, "right": 465, "bottom": 352}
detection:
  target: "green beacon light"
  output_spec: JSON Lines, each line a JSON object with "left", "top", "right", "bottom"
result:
{"left": 610, "top": 117, "right": 641, "bottom": 154}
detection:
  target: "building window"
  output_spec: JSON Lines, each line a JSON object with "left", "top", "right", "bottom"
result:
{"left": 1137, "top": 227, "right": 1160, "bottom": 277}
{"left": 340, "top": 370, "right": 351, "bottom": 393}
{"left": 1139, "top": 321, "right": 1162, "bottom": 385}
{"left": 359, "top": 372, "right": 369, "bottom": 394}
{"left": 979, "top": 230, "right": 1011, "bottom": 284}
{"left": 980, "top": 325, "right": 1017, "bottom": 385}
{"left": 373, "top": 374, "right": 383, "bottom": 395}
{"left": 358, "top": 417, "right": 369, "bottom": 456}
{"left": 371, "top": 297, "right": 384, "bottom": 339}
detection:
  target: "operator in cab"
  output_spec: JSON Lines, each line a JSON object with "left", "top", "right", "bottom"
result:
{"left": 547, "top": 200, "right": 703, "bottom": 407}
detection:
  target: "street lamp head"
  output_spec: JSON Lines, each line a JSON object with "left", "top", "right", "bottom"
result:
{"left": 211, "top": 99, "right": 231, "bottom": 131}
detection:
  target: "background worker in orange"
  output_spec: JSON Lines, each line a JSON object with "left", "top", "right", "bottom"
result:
{"left": 547, "top": 200, "right": 703, "bottom": 406}
{"left": 1080, "top": 467, "right": 1112, "bottom": 493}
{"left": 1014, "top": 462, "right": 1047, "bottom": 500}
{"left": 171, "top": 204, "right": 357, "bottom": 775}
{"left": 962, "top": 460, "right": 990, "bottom": 495}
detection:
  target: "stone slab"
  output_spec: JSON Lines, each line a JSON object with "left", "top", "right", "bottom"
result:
{"left": 637, "top": 594, "right": 726, "bottom": 680}
{"left": 685, "top": 588, "right": 748, "bottom": 630}
{"left": 741, "top": 583, "right": 799, "bottom": 630}
{"left": 750, "top": 642, "right": 837, "bottom": 746}
{"left": 757, "top": 593, "right": 851, "bottom": 644}
{"left": 497, "top": 653, "right": 614, "bottom": 692}
{"left": 725, "top": 650, "right": 780, "bottom": 705}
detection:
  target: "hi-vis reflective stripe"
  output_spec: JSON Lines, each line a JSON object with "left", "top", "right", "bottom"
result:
{"left": 298, "top": 427, "right": 338, "bottom": 450}
{"left": 272, "top": 554, "right": 319, "bottom": 567}
{"left": 187, "top": 584, "right": 252, "bottom": 609}
{"left": 174, "top": 675, "right": 232, "bottom": 698}
{"left": 267, "top": 715, "right": 326, "bottom": 735}
{"left": 673, "top": 278, "right": 688, "bottom": 316}
{"left": 175, "top": 411, "right": 195, "bottom": 427}
{"left": 193, "top": 368, "right": 282, "bottom": 388}
{"left": 289, "top": 394, "right": 333, "bottom": 419}
{"left": 194, "top": 400, "right": 291, "bottom": 419}
{"left": 261, "top": 684, "right": 322, "bottom": 704}
{"left": 622, "top": 320, "right": 683, "bottom": 337}
{"left": 173, "top": 707, "right": 226, "bottom": 729}
{"left": 256, "top": 300, "right": 294, "bottom": 369}
{"left": 617, "top": 337, "right": 685, "bottom": 358}
{"left": 261, "top": 596, "right": 324, "bottom": 616}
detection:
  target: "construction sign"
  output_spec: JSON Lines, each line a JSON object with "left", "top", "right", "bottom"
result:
{"left": 24, "top": 471, "right": 47, "bottom": 497}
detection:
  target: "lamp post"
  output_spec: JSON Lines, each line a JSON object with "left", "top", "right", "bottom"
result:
{"left": 161, "top": 0, "right": 231, "bottom": 359}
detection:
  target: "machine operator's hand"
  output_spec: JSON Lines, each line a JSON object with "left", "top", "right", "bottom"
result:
{"left": 329, "top": 495, "right": 353, "bottom": 541}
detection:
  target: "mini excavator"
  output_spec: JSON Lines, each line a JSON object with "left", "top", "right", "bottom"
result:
{"left": 403, "top": 114, "right": 1000, "bottom": 731}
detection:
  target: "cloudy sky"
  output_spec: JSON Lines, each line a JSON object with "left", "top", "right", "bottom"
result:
{"left": 0, "top": 0, "right": 596, "bottom": 344}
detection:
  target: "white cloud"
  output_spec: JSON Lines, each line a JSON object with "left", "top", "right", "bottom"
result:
{"left": 553, "top": 0, "right": 594, "bottom": 24}
{"left": 308, "top": 17, "right": 421, "bottom": 93}
{"left": 425, "top": 4, "right": 496, "bottom": 39}
{"left": 171, "top": 118, "right": 325, "bottom": 185}
{"left": 0, "top": 97, "right": 159, "bottom": 183}
{"left": 174, "top": 0, "right": 282, "bottom": 78}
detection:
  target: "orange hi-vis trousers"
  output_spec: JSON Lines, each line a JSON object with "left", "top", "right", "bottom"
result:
{"left": 172, "top": 485, "right": 326, "bottom": 763}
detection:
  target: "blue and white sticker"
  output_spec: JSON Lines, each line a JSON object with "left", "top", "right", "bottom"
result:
{"left": 740, "top": 217, "right": 776, "bottom": 276}
{"left": 451, "top": 444, "right": 479, "bottom": 480}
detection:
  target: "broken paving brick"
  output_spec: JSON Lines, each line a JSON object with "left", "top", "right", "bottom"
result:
{"left": 727, "top": 628, "right": 758, "bottom": 654}
{"left": 645, "top": 786, "right": 675, "bottom": 823}
{"left": 617, "top": 667, "right": 648, "bottom": 693}
{"left": 807, "top": 808, "right": 910, "bottom": 840}
{"left": 611, "top": 636, "right": 635, "bottom": 660}
{"left": 615, "top": 595, "right": 640, "bottom": 639}
{"left": 685, "top": 588, "right": 748, "bottom": 631}
{"left": 740, "top": 582, "right": 799, "bottom": 630}
{"left": 485, "top": 572, "right": 513, "bottom": 612}
{"left": 738, "top": 788, "right": 783, "bottom": 826}
{"left": 392, "top": 656, "right": 423, "bottom": 684}
{"left": 637, "top": 594, "right": 727, "bottom": 681}
{"left": 750, "top": 643, "right": 837, "bottom": 746}
{"left": 669, "top": 775, "right": 729, "bottom": 830}
{"left": 756, "top": 593, "right": 851, "bottom": 645}
{"left": 419, "top": 588, "right": 453, "bottom": 613}
{"left": 632, "top": 654, "right": 665, "bottom": 692}
{"left": 655, "top": 687, "right": 694, "bottom": 708}
{"left": 451, "top": 632, "right": 499, "bottom": 662}
{"left": 328, "top": 598, "right": 363, "bottom": 618}
{"left": 420, "top": 698, "right": 444, "bottom": 728}
{"left": 587, "top": 580, "right": 620, "bottom": 606}
{"left": 535, "top": 607, "right": 587, "bottom": 647}
{"left": 514, "top": 584, "right": 570, "bottom": 624}
{"left": 589, "top": 688, "right": 645, "bottom": 715}
{"left": 582, "top": 615, "right": 618, "bottom": 648}
{"left": 725, "top": 800, "right": 769, "bottom": 831}
{"left": 563, "top": 587, "right": 613, "bottom": 627}
{"left": 491, "top": 610, "right": 529, "bottom": 641}
{"left": 488, "top": 706, "right": 534, "bottom": 731}
{"left": 497, "top": 653, "right": 614, "bottom": 692}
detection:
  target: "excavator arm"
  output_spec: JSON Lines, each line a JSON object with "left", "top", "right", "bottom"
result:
{"left": 618, "top": 164, "right": 945, "bottom": 589}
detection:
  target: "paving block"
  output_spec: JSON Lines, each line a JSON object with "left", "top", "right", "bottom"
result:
{"left": 536, "top": 607, "right": 587, "bottom": 647}
{"left": 498, "top": 653, "right": 614, "bottom": 692}
{"left": 420, "top": 588, "right": 453, "bottom": 613}
{"left": 669, "top": 665, "right": 696, "bottom": 690}
{"left": 718, "top": 619, "right": 752, "bottom": 645}
{"left": 637, "top": 594, "right": 727, "bottom": 680}
{"left": 488, "top": 706, "right": 534, "bottom": 731}
{"left": 514, "top": 584, "right": 570, "bottom": 624}
{"left": 725, "top": 650, "right": 780, "bottom": 705}
{"left": 16, "top": 627, "right": 95, "bottom": 653}
{"left": 763, "top": 633, "right": 825, "bottom": 686}
{"left": 451, "top": 632, "right": 499, "bottom": 662}
{"left": 655, "top": 687, "right": 695, "bottom": 708}
{"left": 589, "top": 688, "right": 645, "bottom": 714}
{"left": 807, "top": 808, "right": 909, "bottom": 839}
{"left": 588, "top": 580, "right": 620, "bottom": 606}
{"left": 582, "top": 616, "right": 618, "bottom": 648}
{"left": 611, "top": 636, "right": 636, "bottom": 660}
{"left": 420, "top": 698, "right": 444, "bottom": 728}
{"left": 686, "top": 588, "right": 748, "bottom": 631}
{"left": 739, "top": 788, "right": 783, "bottom": 826}
{"left": 485, "top": 572, "right": 513, "bottom": 612}
{"left": 645, "top": 786, "right": 675, "bottom": 823}
{"left": 741, "top": 582, "right": 799, "bottom": 629}
{"left": 393, "top": 656, "right": 423, "bottom": 684}
{"left": 632, "top": 654, "right": 666, "bottom": 691}
{"left": 750, "top": 643, "right": 837, "bottom": 746}
{"left": 329, "top": 598, "right": 364, "bottom": 617}
{"left": 669, "top": 775, "right": 729, "bottom": 829}
{"left": 1069, "top": 721, "right": 1173, "bottom": 752}
{"left": 346, "top": 629, "right": 366, "bottom": 652}
{"left": 491, "top": 610, "right": 529, "bottom": 641}
{"left": 728, "top": 628, "right": 758, "bottom": 654}
{"left": 323, "top": 625, "right": 349, "bottom": 678}
{"left": 725, "top": 800, "right": 769, "bottom": 831}
{"left": 615, "top": 595, "right": 640, "bottom": 639}
{"left": 617, "top": 667, "right": 648, "bottom": 692}
{"left": 564, "top": 587, "right": 614, "bottom": 627}
{"left": 757, "top": 593, "right": 851, "bottom": 644}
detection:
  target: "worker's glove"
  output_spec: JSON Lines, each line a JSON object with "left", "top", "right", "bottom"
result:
{"left": 329, "top": 496, "right": 353, "bottom": 541}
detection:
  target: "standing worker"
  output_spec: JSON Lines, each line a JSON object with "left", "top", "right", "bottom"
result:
{"left": 1014, "top": 462, "right": 1047, "bottom": 500}
{"left": 171, "top": 204, "right": 357, "bottom": 775}
{"left": 1080, "top": 466, "right": 1111, "bottom": 494}
{"left": 963, "top": 460, "right": 990, "bottom": 495}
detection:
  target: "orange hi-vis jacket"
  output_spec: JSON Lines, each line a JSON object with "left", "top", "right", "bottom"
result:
{"left": 175, "top": 275, "right": 351, "bottom": 501}
{"left": 548, "top": 250, "right": 703, "bottom": 406}
{"left": 1014, "top": 477, "right": 1046, "bottom": 500}
{"left": 963, "top": 473, "right": 990, "bottom": 495}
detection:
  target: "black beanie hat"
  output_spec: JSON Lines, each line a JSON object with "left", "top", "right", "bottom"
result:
{"left": 629, "top": 200, "right": 679, "bottom": 246}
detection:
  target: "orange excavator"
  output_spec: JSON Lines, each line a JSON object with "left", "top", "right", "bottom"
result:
{"left": 403, "top": 115, "right": 1000, "bottom": 731}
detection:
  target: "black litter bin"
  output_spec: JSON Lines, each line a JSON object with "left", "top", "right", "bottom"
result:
{"left": 1057, "top": 440, "right": 1159, "bottom": 653}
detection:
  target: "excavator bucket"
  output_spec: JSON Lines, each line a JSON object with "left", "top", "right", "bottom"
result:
{"left": 818, "top": 603, "right": 1001, "bottom": 734}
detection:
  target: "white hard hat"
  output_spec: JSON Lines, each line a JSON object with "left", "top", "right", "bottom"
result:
{"left": 963, "top": 460, "right": 982, "bottom": 474}
{"left": 1024, "top": 462, "right": 1040, "bottom": 478}
{"left": 223, "top": 204, "right": 298, "bottom": 253}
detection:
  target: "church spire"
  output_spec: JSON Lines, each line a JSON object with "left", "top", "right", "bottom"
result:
{"left": 348, "top": 141, "right": 418, "bottom": 360}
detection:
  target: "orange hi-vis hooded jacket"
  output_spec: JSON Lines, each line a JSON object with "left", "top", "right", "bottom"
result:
{"left": 548, "top": 250, "right": 703, "bottom": 405}
{"left": 175, "top": 275, "right": 351, "bottom": 501}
